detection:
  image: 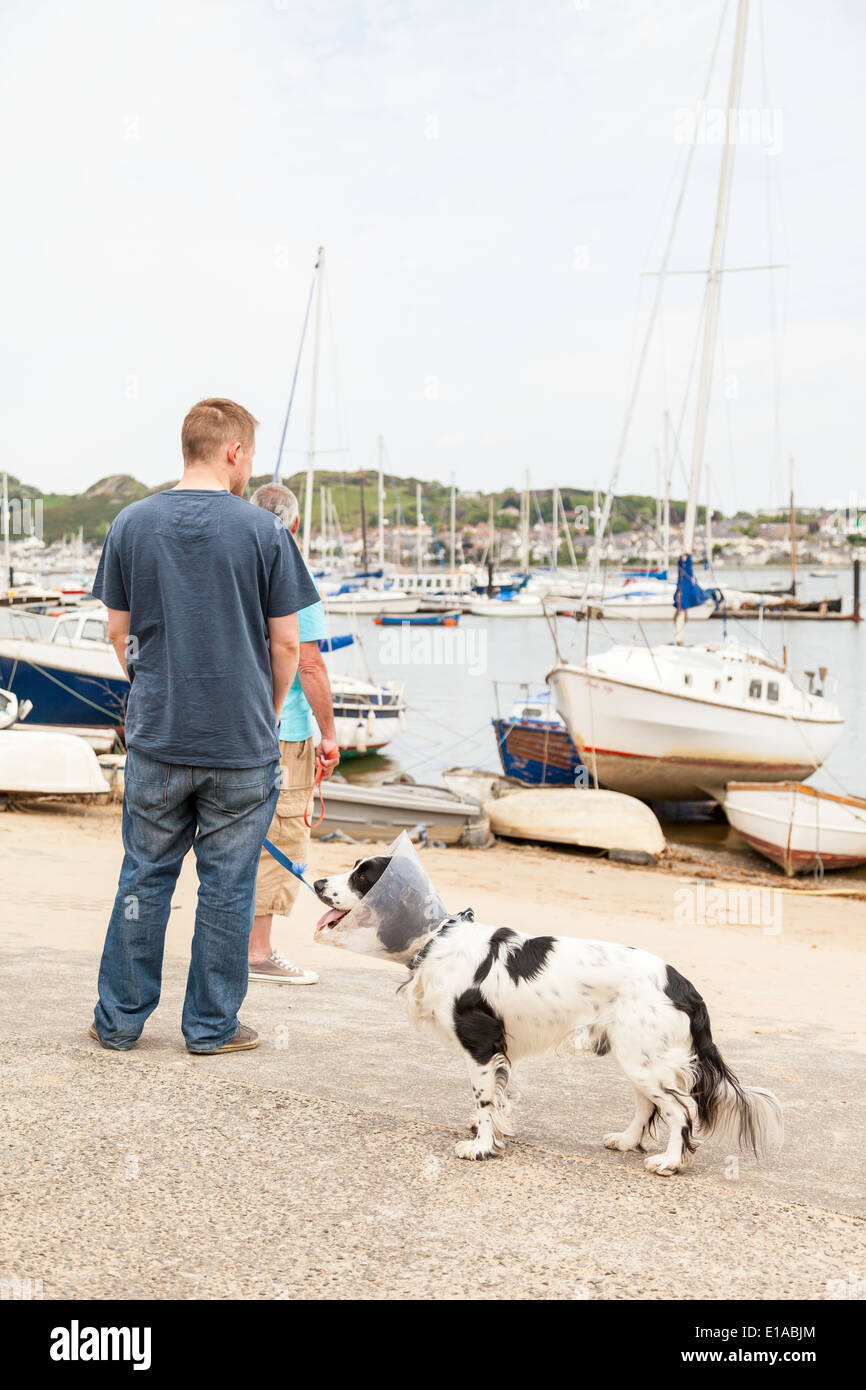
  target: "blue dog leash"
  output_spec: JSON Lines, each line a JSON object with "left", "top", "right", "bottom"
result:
{"left": 263, "top": 837, "right": 318, "bottom": 896}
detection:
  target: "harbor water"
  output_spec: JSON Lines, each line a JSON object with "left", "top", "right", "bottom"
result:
{"left": 325, "top": 566, "right": 865, "bottom": 802}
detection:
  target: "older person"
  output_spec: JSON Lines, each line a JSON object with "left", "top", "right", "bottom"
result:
{"left": 90, "top": 399, "right": 319, "bottom": 1053}
{"left": 248, "top": 483, "right": 340, "bottom": 984}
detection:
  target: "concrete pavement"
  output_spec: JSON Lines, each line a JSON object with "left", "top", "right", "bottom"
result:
{"left": 1, "top": 940, "right": 864, "bottom": 1300}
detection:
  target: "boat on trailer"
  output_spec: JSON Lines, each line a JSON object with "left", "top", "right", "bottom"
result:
{"left": 721, "top": 782, "right": 866, "bottom": 876}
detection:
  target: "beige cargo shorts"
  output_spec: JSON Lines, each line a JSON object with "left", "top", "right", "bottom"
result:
{"left": 254, "top": 737, "right": 316, "bottom": 916}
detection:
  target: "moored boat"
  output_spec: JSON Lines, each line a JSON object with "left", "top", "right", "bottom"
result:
{"left": 0, "top": 608, "right": 127, "bottom": 735}
{"left": 721, "top": 782, "right": 866, "bottom": 876}
{"left": 374, "top": 612, "right": 459, "bottom": 626}
{"left": 327, "top": 673, "right": 407, "bottom": 757}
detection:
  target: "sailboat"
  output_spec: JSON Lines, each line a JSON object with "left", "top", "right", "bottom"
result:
{"left": 546, "top": 0, "right": 844, "bottom": 800}
{"left": 271, "top": 249, "right": 411, "bottom": 754}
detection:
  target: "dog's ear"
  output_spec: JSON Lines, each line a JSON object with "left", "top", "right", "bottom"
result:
{"left": 348, "top": 855, "right": 391, "bottom": 897}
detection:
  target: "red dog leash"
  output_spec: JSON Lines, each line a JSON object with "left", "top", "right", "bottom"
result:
{"left": 304, "top": 762, "right": 327, "bottom": 829}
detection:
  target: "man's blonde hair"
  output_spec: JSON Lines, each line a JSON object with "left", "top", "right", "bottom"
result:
{"left": 250, "top": 482, "right": 299, "bottom": 530}
{"left": 181, "top": 398, "right": 259, "bottom": 463}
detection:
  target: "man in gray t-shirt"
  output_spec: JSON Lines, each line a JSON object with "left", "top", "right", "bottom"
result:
{"left": 89, "top": 397, "right": 319, "bottom": 1055}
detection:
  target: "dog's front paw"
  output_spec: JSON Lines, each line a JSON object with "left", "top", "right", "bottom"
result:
{"left": 603, "top": 1131, "right": 641, "bottom": 1152}
{"left": 644, "top": 1153, "right": 683, "bottom": 1177}
{"left": 454, "top": 1138, "right": 500, "bottom": 1161}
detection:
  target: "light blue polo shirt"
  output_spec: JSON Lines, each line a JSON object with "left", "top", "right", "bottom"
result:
{"left": 279, "top": 598, "right": 328, "bottom": 742}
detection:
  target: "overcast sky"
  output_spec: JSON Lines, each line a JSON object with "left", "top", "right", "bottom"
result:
{"left": 1, "top": 0, "right": 863, "bottom": 514}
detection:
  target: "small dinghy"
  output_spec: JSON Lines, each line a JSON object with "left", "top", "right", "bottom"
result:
{"left": 374, "top": 612, "right": 460, "bottom": 626}
{"left": 310, "top": 777, "right": 491, "bottom": 848}
{"left": 722, "top": 781, "right": 866, "bottom": 876}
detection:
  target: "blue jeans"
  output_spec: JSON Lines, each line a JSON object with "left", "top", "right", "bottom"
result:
{"left": 93, "top": 747, "right": 280, "bottom": 1052}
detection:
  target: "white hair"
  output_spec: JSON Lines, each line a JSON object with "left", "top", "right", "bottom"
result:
{"left": 250, "top": 482, "right": 299, "bottom": 530}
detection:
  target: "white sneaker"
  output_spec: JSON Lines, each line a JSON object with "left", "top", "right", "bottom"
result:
{"left": 248, "top": 950, "right": 319, "bottom": 985}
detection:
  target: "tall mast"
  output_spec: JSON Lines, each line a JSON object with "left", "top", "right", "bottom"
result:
{"left": 416, "top": 482, "right": 423, "bottom": 571}
{"left": 705, "top": 458, "right": 713, "bottom": 567}
{"left": 302, "top": 246, "right": 325, "bottom": 563}
{"left": 788, "top": 456, "right": 797, "bottom": 596}
{"left": 675, "top": 0, "right": 749, "bottom": 639}
{"left": 320, "top": 486, "right": 328, "bottom": 566}
{"left": 655, "top": 450, "right": 662, "bottom": 557}
{"left": 560, "top": 492, "right": 578, "bottom": 569}
{"left": 662, "top": 413, "right": 671, "bottom": 577}
{"left": 359, "top": 468, "right": 368, "bottom": 570}
{"left": 2, "top": 472, "right": 10, "bottom": 590}
{"left": 551, "top": 486, "right": 559, "bottom": 571}
{"left": 377, "top": 435, "right": 385, "bottom": 569}
{"left": 450, "top": 472, "right": 457, "bottom": 573}
{"left": 521, "top": 469, "right": 530, "bottom": 573}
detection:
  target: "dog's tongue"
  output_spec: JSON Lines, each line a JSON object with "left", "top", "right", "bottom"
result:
{"left": 316, "top": 907, "right": 348, "bottom": 931}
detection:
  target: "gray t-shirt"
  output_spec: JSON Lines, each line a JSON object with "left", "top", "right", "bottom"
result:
{"left": 92, "top": 489, "right": 319, "bottom": 767}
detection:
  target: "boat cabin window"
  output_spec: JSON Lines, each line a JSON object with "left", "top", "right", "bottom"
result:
{"left": 766, "top": 680, "right": 780, "bottom": 703}
{"left": 748, "top": 679, "right": 763, "bottom": 699}
{"left": 683, "top": 673, "right": 692, "bottom": 687}
{"left": 82, "top": 619, "right": 108, "bottom": 643}
{"left": 521, "top": 706, "right": 545, "bottom": 719}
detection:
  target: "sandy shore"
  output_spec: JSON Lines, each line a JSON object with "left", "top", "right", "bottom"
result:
{"left": 3, "top": 798, "right": 863, "bottom": 1043}
{"left": 1, "top": 797, "right": 864, "bottom": 1300}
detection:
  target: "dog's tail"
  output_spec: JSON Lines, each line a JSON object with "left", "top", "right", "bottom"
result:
{"left": 667, "top": 966, "right": 784, "bottom": 1157}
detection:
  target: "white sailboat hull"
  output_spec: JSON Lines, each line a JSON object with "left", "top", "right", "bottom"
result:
{"left": 323, "top": 590, "right": 419, "bottom": 614}
{"left": 548, "top": 658, "right": 844, "bottom": 799}
{"left": 594, "top": 596, "right": 714, "bottom": 622}
{"left": 467, "top": 598, "right": 545, "bottom": 617}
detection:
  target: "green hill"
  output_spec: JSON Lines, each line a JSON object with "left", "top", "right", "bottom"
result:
{"left": 5, "top": 468, "right": 702, "bottom": 545}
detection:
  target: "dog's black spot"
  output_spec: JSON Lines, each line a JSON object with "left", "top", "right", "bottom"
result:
{"left": 472, "top": 930, "right": 554, "bottom": 987}
{"left": 592, "top": 1030, "right": 610, "bottom": 1057}
{"left": 453, "top": 987, "right": 506, "bottom": 1065}
{"left": 347, "top": 856, "right": 390, "bottom": 898}
{"left": 472, "top": 928, "right": 517, "bottom": 984}
{"left": 504, "top": 936, "right": 555, "bottom": 985}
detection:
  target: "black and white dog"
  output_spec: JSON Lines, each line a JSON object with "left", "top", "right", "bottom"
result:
{"left": 314, "top": 855, "right": 784, "bottom": 1176}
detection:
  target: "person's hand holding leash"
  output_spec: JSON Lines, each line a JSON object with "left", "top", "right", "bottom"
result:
{"left": 316, "top": 737, "right": 340, "bottom": 780}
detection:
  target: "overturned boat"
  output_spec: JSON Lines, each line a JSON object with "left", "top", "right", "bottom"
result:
{"left": 441, "top": 769, "right": 664, "bottom": 859}
{"left": 0, "top": 687, "right": 110, "bottom": 797}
